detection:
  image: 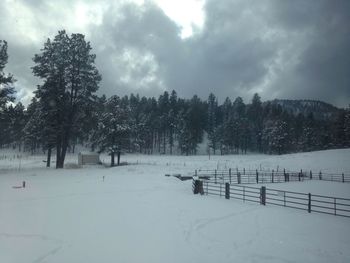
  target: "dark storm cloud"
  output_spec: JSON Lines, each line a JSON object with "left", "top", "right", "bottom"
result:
{"left": 179, "top": 0, "right": 277, "bottom": 101}
{"left": 90, "top": 2, "right": 184, "bottom": 98}
{"left": 264, "top": 0, "right": 350, "bottom": 107}
{"left": 92, "top": 0, "right": 277, "bottom": 102}
{"left": 0, "top": 0, "right": 349, "bottom": 107}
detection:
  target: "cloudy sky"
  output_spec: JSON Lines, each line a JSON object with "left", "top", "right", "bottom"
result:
{"left": 1, "top": 0, "right": 349, "bottom": 107}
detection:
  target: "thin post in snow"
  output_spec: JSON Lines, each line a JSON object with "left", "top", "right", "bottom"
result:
{"left": 260, "top": 186, "right": 266, "bottom": 205}
{"left": 225, "top": 183, "right": 230, "bottom": 199}
{"left": 300, "top": 169, "right": 303, "bottom": 181}
{"left": 243, "top": 186, "right": 245, "bottom": 202}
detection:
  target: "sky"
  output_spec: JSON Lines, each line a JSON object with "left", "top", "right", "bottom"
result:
{"left": 0, "top": 0, "right": 349, "bottom": 108}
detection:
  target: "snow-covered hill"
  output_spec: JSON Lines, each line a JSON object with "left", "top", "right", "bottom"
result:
{"left": 268, "top": 99, "right": 341, "bottom": 120}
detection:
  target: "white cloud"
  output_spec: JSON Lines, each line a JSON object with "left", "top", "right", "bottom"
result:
{"left": 153, "top": 0, "right": 205, "bottom": 38}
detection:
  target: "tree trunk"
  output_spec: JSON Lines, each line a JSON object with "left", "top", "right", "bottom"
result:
{"left": 163, "top": 132, "right": 166, "bottom": 154}
{"left": 46, "top": 147, "right": 52, "bottom": 167}
{"left": 158, "top": 132, "right": 161, "bottom": 153}
{"left": 169, "top": 129, "right": 173, "bottom": 155}
{"left": 111, "top": 152, "right": 115, "bottom": 167}
{"left": 117, "top": 151, "right": 121, "bottom": 166}
{"left": 56, "top": 140, "right": 62, "bottom": 169}
{"left": 58, "top": 140, "right": 68, "bottom": 168}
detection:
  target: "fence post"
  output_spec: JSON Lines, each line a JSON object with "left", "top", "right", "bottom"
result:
{"left": 342, "top": 173, "right": 345, "bottom": 183}
{"left": 272, "top": 170, "right": 274, "bottom": 183}
{"left": 200, "top": 181, "right": 204, "bottom": 195}
{"left": 229, "top": 168, "right": 232, "bottom": 183}
{"left": 243, "top": 168, "right": 245, "bottom": 175}
{"left": 243, "top": 186, "right": 245, "bottom": 202}
{"left": 215, "top": 170, "right": 217, "bottom": 184}
{"left": 334, "top": 198, "right": 337, "bottom": 215}
{"left": 260, "top": 186, "right": 266, "bottom": 205}
{"left": 310, "top": 170, "right": 312, "bottom": 180}
{"left": 308, "top": 193, "right": 311, "bottom": 213}
{"left": 284, "top": 169, "right": 286, "bottom": 182}
{"left": 22, "top": 181, "right": 26, "bottom": 188}
{"left": 256, "top": 170, "right": 259, "bottom": 184}
{"left": 298, "top": 172, "right": 301, "bottom": 182}
{"left": 193, "top": 180, "right": 204, "bottom": 195}
{"left": 237, "top": 172, "right": 241, "bottom": 184}
{"left": 225, "top": 183, "right": 230, "bottom": 199}
{"left": 319, "top": 171, "right": 322, "bottom": 180}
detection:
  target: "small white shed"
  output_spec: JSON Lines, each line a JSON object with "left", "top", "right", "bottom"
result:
{"left": 78, "top": 152, "right": 100, "bottom": 165}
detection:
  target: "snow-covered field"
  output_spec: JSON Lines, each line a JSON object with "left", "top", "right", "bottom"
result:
{"left": 1, "top": 149, "right": 350, "bottom": 263}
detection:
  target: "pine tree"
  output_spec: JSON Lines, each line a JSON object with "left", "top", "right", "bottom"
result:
{"left": 207, "top": 93, "right": 218, "bottom": 154}
{"left": 177, "top": 108, "right": 193, "bottom": 155}
{"left": 0, "top": 40, "right": 16, "bottom": 149}
{"left": 247, "top": 93, "right": 263, "bottom": 152}
{"left": 95, "top": 96, "right": 130, "bottom": 166}
{"left": 344, "top": 107, "right": 350, "bottom": 147}
{"left": 0, "top": 40, "right": 15, "bottom": 110}
{"left": 158, "top": 91, "right": 170, "bottom": 154}
{"left": 269, "top": 120, "right": 289, "bottom": 154}
{"left": 32, "top": 30, "right": 101, "bottom": 168}
{"left": 23, "top": 107, "right": 43, "bottom": 154}
{"left": 168, "top": 90, "right": 178, "bottom": 154}
{"left": 220, "top": 97, "right": 233, "bottom": 154}
{"left": 300, "top": 113, "right": 317, "bottom": 151}
{"left": 9, "top": 102, "right": 26, "bottom": 151}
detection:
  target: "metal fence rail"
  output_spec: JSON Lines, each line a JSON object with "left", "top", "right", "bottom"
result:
{"left": 195, "top": 180, "right": 350, "bottom": 218}
{"left": 194, "top": 168, "right": 350, "bottom": 184}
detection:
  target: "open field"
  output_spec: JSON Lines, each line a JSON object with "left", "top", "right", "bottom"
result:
{"left": 1, "top": 149, "right": 350, "bottom": 263}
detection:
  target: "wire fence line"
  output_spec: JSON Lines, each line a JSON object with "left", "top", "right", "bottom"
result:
{"left": 192, "top": 180, "right": 350, "bottom": 218}
{"left": 193, "top": 168, "right": 350, "bottom": 184}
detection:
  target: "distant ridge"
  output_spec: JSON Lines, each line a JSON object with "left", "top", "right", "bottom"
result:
{"left": 267, "top": 99, "right": 341, "bottom": 120}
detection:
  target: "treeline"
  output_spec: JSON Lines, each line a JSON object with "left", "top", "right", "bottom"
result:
{"left": 3, "top": 90, "right": 350, "bottom": 158}
{"left": 1, "top": 32, "right": 350, "bottom": 168}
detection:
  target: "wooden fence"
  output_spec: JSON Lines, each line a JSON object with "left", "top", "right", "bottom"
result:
{"left": 194, "top": 169, "right": 350, "bottom": 184}
{"left": 192, "top": 180, "right": 350, "bottom": 218}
